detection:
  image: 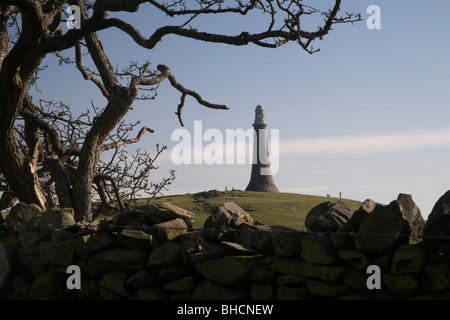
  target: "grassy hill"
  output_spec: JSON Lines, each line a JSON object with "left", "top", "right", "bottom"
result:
{"left": 149, "top": 190, "right": 363, "bottom": 231}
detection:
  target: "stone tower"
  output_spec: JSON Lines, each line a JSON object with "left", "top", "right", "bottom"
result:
{"left": 245, "top": 105, "right": 280, "bottom": 192}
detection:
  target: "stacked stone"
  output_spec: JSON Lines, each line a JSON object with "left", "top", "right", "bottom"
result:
{"left": 1, "top": 192, "right": 450, "bottom": 300}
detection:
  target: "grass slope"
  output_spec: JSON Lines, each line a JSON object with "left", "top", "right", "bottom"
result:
{"left": 151, "top": 190, "right": 363, "bottom": 231}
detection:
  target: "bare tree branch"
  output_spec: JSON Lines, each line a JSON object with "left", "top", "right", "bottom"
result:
{"left": 102, "top": 126, "right": 154, "bottom": 151}
{"left": 75, "top": 41, "right": 109, "bottom": 97}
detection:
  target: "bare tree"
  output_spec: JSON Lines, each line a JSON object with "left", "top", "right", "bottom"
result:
{"left": 0, "top": 1, "right": 361, "bottom": 220}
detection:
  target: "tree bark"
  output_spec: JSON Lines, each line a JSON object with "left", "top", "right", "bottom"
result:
{"left": 72, "top": 87, "right": 134, "bottom": 220}
{"left": 0, "top": 67, "right": 49, "bottom": 209}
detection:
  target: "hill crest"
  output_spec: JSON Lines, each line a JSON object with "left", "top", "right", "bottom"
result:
{"left": 153, "top": 190, "right": 363, "bottom": 230}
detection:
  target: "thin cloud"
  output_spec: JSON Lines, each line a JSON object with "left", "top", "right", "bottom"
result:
{"left": 279, "top": 128, "right": 450, "bottom": 156}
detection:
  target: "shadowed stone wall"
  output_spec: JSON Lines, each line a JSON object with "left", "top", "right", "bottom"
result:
{"left": 1, "top": 193, "right": 450, "bottom": 300}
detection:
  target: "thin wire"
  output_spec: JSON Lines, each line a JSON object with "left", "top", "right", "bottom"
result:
{"left": 1, "top": 221, "right": 450, "bottom": 240}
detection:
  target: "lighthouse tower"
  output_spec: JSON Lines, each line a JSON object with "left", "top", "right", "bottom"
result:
{"left": 245, "top": 105, "right": 280, "bottom": 192}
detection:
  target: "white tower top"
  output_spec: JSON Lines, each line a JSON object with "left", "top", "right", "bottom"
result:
{"left": 253, "top": 104, "right": 267, "bottom": 126}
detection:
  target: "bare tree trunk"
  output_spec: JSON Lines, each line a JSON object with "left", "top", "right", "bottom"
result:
{"left": 0, "top": 5, "right": 50, "bottom": 209}
{"left": 72, "top": 88, "right": 135, "bottom": 220}
{"left": 0, "top": 91, "right": 49, "bottom": 209}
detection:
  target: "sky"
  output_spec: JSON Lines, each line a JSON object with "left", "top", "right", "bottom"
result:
{"left": 32, "top": 0, "right": 450, "bottom": 219}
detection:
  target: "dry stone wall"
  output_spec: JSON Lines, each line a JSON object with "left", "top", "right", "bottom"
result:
{"left": 2, "top": 192, "right": 450, "bottom": 300}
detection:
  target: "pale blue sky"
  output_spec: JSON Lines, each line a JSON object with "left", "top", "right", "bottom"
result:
{"left": 32, "top": 0, "right": 450, "bottom": 218}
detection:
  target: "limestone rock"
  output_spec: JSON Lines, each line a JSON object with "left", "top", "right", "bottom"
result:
{"left": 5, "top": 203, "right": 42, "bottom": 231}
{"left": 423, "top": 190, "right": 450, "bottom": 253}
{"left": 271, "top": 225, "right": 303, "bottom": 259}
{"left": 147, "top": 242, "right": 181, "bottom": 269}
{"left": 337, "top": 249, "right": 370, "bottom": 271}
{"left": 203, "top": 202, "right": 253, "bottom": 241}
{"left": 194, "top": 255, "right": 259, "bottom": 286}
{"left": 330, "top": 199, "right": 377, "bottom": 249}
{"left": 149, "top": 218, "right": 189, "bottom": 242}
{"left": 180, "top": 232, "right": 228, "bottom": 263}
{"left": 261, "top": 257, "right": 349, "bottom": 283}
{"left": 342, "top": 269, "right": 372, "bottom": 293}
{"left": 300, "top": 234, "right": 338, "bottom": 265}
{"left": 50, "top": 240, "right": 76, "bottom": 266}
{"left": 40, "top": 208, "right": 76, "bottom": 233}
{"left": 17, "top": 231, "right": 45, "bottom": 249}
{"left": 87, "top": 248, "right": 148, "bottom": 275}
{"left": 113, "top": 202, "right": 195, "bottom": 228}
{"left": 390, "top": 244, "right": 426, "bottom": 274}
{"left": 0, "top": 191, "right": 16, "bottom": 211}
{"left": 235, "top": 222, "right": 274, "bottom": 255}
{"left": 99, "top": 270, "right": 130, "bottom": 298}
{"left": 18, "top": 242, "right": 52, "bottom": 277}
{"left": 157, "top": 267, "right": 191, "bottom": 284}
{"left": 305, "top": 201, "right": 354, "bottom": 232}
{"left": 356, "top": 194, "right": 424, "bottom": 254}
{"left": 51, "top": 229, "right": 74, "bottom": 243}
{"left": 118, "top": 229, "right": 154, "bottom": 250}
{"left": 126, "top": 270, "right": 156, "bottom": 288}
{"left": 86, "top": 232, "right": 116, "bottom": 254}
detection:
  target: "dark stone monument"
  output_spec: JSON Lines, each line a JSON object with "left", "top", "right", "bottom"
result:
{"left": 245, "top": 105, "right": 279, "bottom": 192}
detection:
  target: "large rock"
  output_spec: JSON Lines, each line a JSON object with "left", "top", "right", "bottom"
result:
{"left": 40, "top": 208, "right": 76, "bottom": 233}
{"left": 337, "top": 249, "right": 370, "bottom": 271}
{"left": 423, "top": 190, "right": 450, "bottom": 253}
{"left": 118, "top": 229, "right": 154, "bottom": 250}
{"left": 305, "top": 201, "right": 354, "bottom": 232}
{"left": 147, "top": 242, "right": 181, "bottom": 270}
{"left": 17, "top": 231, "right": 45, "bottom": 249}
{"left": 99, "top": 270, "right": 130, "bottom": 298}
{"left": 261, "top": 257, "right": 349, "bottom": 283}
{"left": 300, "top": 234, "right": 338, "bottom": 265}
{"left": 0, "top": 191, "right": 16, "bottom": 211}
{"left": 330, "top": 199, "right": 377, "bottom": 249}
{"left": 235, "top": 222, "right": 274, "bottom": 255}
{"left": 203, "top": 202, "right": 253, "bottom": 241}
{"left": 180, "top": 232, "right": 230, "bottom": 263}
{"left": 356, "top": 194, "right": 424, "bottom": 254}
{"left": 50, "top": 240, "right": 76, "bottom": 266}
{"left": 87, "top": 248, "right": 148, "bottom": 276}
{"left": 18, "top": 242, "right": 52, "bottom": 277}
{"left": 390, "top": 244, "right": 426, "bottom": 275}
{"left": 5, "top": 203, "right": 42, "bottom": 231}
{"left": 126, "top": 270, "right": 156, "bottom": 289}
{"left": 194, "top": 255, "right": 259, "bottom": 286}
{"left": 148, "top": 218, "right": 189, "bottom": 242}
{"left": 271, "top": 226, "right": 303, "bottom": 259}
{"left": 112, "top": 202, "right": 195, "bottom": 228}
